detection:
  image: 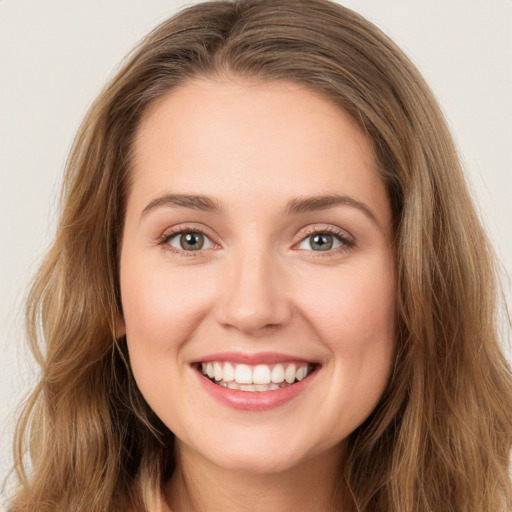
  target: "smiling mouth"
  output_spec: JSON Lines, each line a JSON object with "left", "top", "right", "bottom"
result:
{"left": 196, "top": 361, "right": 319, "bottom": 392}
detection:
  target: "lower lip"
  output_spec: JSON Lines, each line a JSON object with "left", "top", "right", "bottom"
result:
{"left": 195, "top": 369, "right": 317, "bottom": 411}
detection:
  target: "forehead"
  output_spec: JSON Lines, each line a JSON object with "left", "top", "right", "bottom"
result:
{"left": 129, "top": 78, "right": 390, "bottom": 228}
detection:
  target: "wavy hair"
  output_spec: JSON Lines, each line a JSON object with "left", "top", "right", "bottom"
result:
{"left": 9, "top": 0, "right": 512, "bottom": 510}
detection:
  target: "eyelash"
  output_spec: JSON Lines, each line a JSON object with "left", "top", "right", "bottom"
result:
{"left": 297, "top": 225, "right": 356, "bottom": 255}
{"left": 158, "top": 224, "right": 356, "bottom": 257}
{"left": 158, "top": 224, "right": 217, "bottom": 258}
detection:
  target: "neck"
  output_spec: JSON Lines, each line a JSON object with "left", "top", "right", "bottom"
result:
{"left": 164, "top": 442, "right": 346, "bottom": 512}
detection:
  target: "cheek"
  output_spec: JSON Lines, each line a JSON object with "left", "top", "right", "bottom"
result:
{"left": 119, "top": 260, "right": 215, "bottom": 422}
{"left": 120, "top": 260, "right": 215, "bottom": 353}
{"left": 297, "top": 256, "right": 396, "bottom": 418}
{"left": 300, "top": 255, "right": 396, "bottom": 346}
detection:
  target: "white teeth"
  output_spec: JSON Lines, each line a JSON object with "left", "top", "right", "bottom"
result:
{"left": 239, "top": 383, "right": 281, "bottom": 392}
{"left": 214, "top": 362, "right": 223, "bottom": 381}
{"left": 200, "top": 361, "right": 314, "bottom": 389}
{"left": 285, "top": 363, "right": 296, "bottom": 384}
{"left": 234, "top": 364, "right": 253, "bottom": 384}
{"left": 271, "top": 364, "right": 285, "bottom": 383}
{"left": 206, "top": 362, "right": 215, "bottom": 379}
{"left": 223, "top": 362, "right": 235, "bottom": 382}
{"left": 296, "top": 366, "right": 308, "bottom": 381}
{"left": 253, "top": 365, "right": 271, "bottom": 384}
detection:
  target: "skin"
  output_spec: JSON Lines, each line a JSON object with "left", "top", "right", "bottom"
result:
{"left": 119, "top": 78, "right": 397, "bottom": 512}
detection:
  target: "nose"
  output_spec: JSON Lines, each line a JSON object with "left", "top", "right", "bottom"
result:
{"left": 215, "top": 249, "right": 293, "bottom": 336}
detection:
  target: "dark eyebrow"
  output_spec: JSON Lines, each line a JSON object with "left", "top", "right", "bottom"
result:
{"left": 284, "top": 194, "right": 378, "bottom": 224}
{"left": 141, "top": 194, "right": 222, "bottom": 218}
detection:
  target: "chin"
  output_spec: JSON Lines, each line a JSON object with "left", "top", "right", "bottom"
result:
{"left": 182, "top": 429, "right": 317, "bottom": 475}
{"left": 210, "top": 448, "right": 307, "bottom": 475}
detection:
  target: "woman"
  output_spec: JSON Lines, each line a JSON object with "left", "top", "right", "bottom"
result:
{"left": 8, "top": 0, "right": 512, "bottom": 510}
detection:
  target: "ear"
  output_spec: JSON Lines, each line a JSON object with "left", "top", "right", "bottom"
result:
{"left": 115, "top": 314, "right": 126, "bottom": 339}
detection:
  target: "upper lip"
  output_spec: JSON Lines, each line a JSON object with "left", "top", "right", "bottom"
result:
{"left": 190, "top": 351, "right": 320, "bottom": 366}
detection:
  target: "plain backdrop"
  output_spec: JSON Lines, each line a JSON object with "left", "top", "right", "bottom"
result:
{"left": 1, "top": 0, "right": 511, "bottom": 504}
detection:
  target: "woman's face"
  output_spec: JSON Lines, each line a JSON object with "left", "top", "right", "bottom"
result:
{"left": 119, "top": 78, "right": 396, "bottom": 474}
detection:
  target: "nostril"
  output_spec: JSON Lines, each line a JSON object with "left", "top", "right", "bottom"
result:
{"left": 214, "top": 265, "right": 293, "bottom": 334}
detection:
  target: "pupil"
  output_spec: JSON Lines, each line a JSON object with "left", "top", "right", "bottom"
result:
{"left": 181, "top": 233, "right": 204, "bottom": 250}
{"left": 311, "top": 234, "right": 332, "bottom": 251}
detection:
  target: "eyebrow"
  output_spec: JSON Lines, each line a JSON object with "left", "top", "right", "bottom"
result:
{"left": 284, "top": 194, "right": 378, "bottom": 224}
{"left": 140, "top": 193, "right": 378, "bottom": 225}
{"left": 141, "top": 194, "right": 222, "bottom": 218}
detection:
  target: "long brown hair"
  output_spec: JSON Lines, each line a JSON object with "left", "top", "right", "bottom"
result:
{"left": 9, "top": 1, "right": 512, "bottom": 510}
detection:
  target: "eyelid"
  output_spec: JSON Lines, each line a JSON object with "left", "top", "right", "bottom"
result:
{"left": 157, "top": 222, "right": 356, "bottom": 257}
{"left": 158, "top": 223, "right": 221, "bottom": 256}
{"left": 292, "top": 224, "right": 356, "bottom": 253}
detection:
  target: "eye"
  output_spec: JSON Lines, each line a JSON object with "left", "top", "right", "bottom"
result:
{"left": 296, "top": 229, "right": 354, "bottom": 252}
{"left": 165, "top": 231, "right": 215, "bottom": 252}
{"left": 298, "top": 233, "right": 340, "bottom": 251}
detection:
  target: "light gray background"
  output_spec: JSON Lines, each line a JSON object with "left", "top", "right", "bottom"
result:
{"left": 1, "top": 0, "right": 511, "bottom": 503}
